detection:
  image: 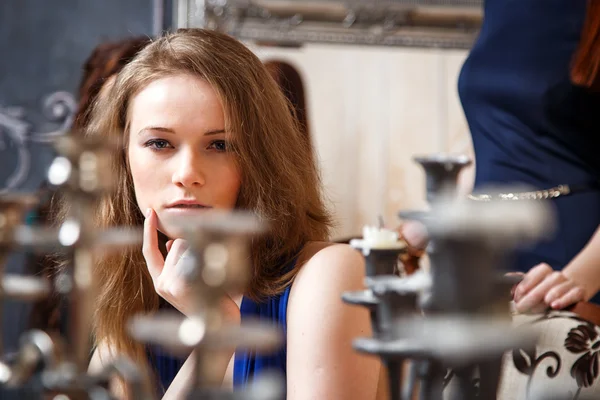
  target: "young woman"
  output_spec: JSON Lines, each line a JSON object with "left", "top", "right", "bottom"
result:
{"left": 80, "top": 28, "right": 381, "bottom": 399}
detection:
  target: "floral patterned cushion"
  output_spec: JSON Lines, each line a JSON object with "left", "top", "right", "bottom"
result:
{"left": 497, "top": 305, "right": 600, "bottom": 400}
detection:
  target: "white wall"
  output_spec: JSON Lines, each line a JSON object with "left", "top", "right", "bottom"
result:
{"left": 250, "top": 43, "right": 475, "bottom": 239}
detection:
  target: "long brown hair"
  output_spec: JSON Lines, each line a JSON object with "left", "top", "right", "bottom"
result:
{"left": 571, "top": 0, "right": 600, "bottom": 91}
{"left": 79, "top": 28, "right": 332, "bottom": 368}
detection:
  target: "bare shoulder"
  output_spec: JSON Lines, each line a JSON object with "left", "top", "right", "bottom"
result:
{"left": 88, "top": 342, "right": 126, "bottom": 398}
{"left": 294, "top": 241, "right": 365, "bottom": 288}
{"left": 290, "top": 241, "right": 365, "bottom": 315}
{"left": 88, "top": 341, "right": 115, "bottom": 374}
{"left": 286, "top": 242, "right": 379, "bottom": 398}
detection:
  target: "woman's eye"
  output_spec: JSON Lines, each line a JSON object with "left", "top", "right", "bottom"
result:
{"left": 208, "top": 140, "right": 228, "bottom": 152}
{"left": 145, "top": 139, "right": 172, "bottom": 150}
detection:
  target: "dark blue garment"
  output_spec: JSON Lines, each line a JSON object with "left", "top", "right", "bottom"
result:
{"left": 458, "top": 0, "right": 600, "bottom": 300}
{"left": 148, "top": 256, "right": 296, "bottom": 394}
{"left": 147, "top": 342, "right": 187, "bottom": 395}
{"left": 233, "top": 260, "right": 296, "bottom": 390}
{"left": 146, "top": 301, "right": 187, "bottom": 395}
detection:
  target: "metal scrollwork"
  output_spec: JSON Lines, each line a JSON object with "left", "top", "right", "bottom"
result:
{"left": 0, "top": 91, "right": 76, "bottom": 193}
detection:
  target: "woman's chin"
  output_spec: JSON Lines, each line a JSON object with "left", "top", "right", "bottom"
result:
{"left": 156, "top": 225, "right": 176, "bottom": 241}
{"left": 156, "top": 211, "right": 208, "bottom": 239}
{"left": 156, "top": 208, "right": 252, "bottom": 240}
{"left": 156, "top": 217, "right": 184, "bottom": 240}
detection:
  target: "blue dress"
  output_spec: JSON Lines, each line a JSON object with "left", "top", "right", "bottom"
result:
{"left": 458, "top": 0, "right": 600, "bottom": 301}
{"left": 149, "top": 257, "right": 296, "bottom": 393}
{"left": 233, "top": 259, "right": 296, "bottom": 390}
{"left": 146, "top": 300, "right": 187, "bottom": 394}
{"left": 147, "top": 342, "right": 186, "bottom": 395}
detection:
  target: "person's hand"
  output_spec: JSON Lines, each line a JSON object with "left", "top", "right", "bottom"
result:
{"left": 143, "top": 208, "right": 200, "bottom": 316}
{"left": 513, "top": 263, "right": 586, "bottom": 313}
{"left": 396, "top": 221, "right": 429, "bottom": 275}
{"left": 398, "top": 220, "right": 429, "bottom": 251}
{"left": 505, "top": 271, "right": 524, "bottom": 298}
{"left": 143, "top": 208, "right": 240, "bottom": 323}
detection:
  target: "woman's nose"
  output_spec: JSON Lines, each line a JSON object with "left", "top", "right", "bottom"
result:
{"left": 171, "top": 150, "right": 206, "bottom": 188}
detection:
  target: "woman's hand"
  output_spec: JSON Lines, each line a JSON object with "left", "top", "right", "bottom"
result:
{"left": 142, "top": 208, "right": 199, "bottom": 316}
{"left": 513, "top": 263, "right": 586, "bottom": 313}
{"left": 399, "top": 220, "right": 429, "bottom": 251}
{"left": 397, "top": 220, "right": 429, "bottom": 274}
{"left": 142, "top": 208, "right": 240, "bottom": 323}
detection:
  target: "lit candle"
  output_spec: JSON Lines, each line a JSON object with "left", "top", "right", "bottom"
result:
{"left": 363, "top": 225, "right": 399, "bottom": 245}
{"left": 350, "top": 225, "right": 406, "bottom": 254}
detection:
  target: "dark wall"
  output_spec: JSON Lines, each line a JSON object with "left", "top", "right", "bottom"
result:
{"left": 0, "top": 0, "right": 154, "bottom": 114}
{"left": 0, "top": 0, "right": 157, "bottom": 191}
{"left": 0, "top": 1, "right": 164, "bottom": 396}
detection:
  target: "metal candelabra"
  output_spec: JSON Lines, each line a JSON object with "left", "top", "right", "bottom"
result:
{"left": 1, "top": 133, "right": 147, "bottom": 399}
{"left": 344, "top": 154, "right": 553, "bottom": 400}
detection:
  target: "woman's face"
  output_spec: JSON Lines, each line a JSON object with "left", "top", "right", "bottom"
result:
{"left": 127, "top": 74, "right": 241, "bottom": 238}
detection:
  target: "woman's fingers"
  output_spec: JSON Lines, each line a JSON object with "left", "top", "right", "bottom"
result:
{"left": 544, "top": 280, "right": 575, "bottom": 305}
{"left": 506, "top": 272, "right": 525, "bottom": 297}
{"left": 142, "top": 208, "right": 164, "bottom": 281}
{"left": 550, "top": 286, "right": 585, "bottom": 310}
{"left": 164, "top": 239, "right": 189, "bottom": 266}
{"left": 514, "top": 263, "right": 552, "bottom": 301}
{"left": 515, "top": 270, "right": 565, "bottom": 313}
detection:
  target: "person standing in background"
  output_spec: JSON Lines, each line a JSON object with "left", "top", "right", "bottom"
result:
{"left": 457, "top": 0, "right": 600, "bottom": 312}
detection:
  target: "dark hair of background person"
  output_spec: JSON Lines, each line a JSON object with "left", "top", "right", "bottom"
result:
{"left": 73, "top": 36, "right": 151, "bottom": 131}
{"left": 571, "top": 0, "right": 600, "bottom": 91}
{"left": 264, "top": 61, "right": 311, "bottom": 144}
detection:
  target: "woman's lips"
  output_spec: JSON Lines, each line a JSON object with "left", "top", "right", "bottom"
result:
{"left": 166, "top": 204, "right": 211, "bottom": 210}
